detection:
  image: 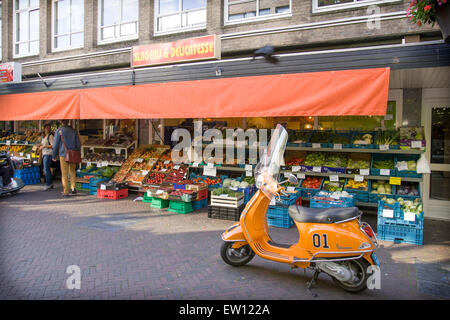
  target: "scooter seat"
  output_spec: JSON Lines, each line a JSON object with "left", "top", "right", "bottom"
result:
{"left": 288, "top": 206, "right": 360, "bottom": 224}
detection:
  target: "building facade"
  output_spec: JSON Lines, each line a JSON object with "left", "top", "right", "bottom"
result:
{"left": 0, "top": 0, "right": 443, "bottom": 77}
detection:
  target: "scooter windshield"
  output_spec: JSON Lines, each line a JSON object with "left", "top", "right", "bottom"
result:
{"left": 254, "top": 124, "right": 288, "bottom": 199}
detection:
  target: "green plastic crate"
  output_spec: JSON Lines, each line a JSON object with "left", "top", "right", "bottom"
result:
{"left": 151, "top": 198, "right": 169, "bottom": 209}
{"left": 142, "top": 193, "right": 153, "bottom": 203}
{"left": 168, "top": 200, "right": 193, "bottom": 214}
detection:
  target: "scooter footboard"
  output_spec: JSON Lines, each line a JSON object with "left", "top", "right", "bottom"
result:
{"left": 221, "top": 223, "right": 247, "bottom": 244}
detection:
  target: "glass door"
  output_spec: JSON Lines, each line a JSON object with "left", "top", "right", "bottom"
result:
{"left": 423, "top": 91, "right": 450, "bottom": 220}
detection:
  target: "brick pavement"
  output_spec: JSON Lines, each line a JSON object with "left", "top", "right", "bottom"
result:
{"left": 0, "top": 183, "right": 449, "bottom": 300}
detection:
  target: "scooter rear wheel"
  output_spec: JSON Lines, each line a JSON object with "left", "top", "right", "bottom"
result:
{"left": 331, "top": 258, "right": 371, "bottom": 293}
{"left": 221, "top": 242, "right": 255, "bottom": 267}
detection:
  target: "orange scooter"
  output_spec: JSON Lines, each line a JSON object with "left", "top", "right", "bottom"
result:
{"left": 221, "top": 125, "right": 379, "bottom": 293}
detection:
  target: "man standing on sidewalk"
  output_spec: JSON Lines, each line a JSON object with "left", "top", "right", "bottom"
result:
{"left": 52, "top": 120, "right": 81, "bottom": 197}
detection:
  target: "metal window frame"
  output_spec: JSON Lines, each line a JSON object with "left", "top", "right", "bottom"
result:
{"left": 13, "top": 0, "right": 40, "bottom": 58}
{"left": 312, "top": 0, "right": 402, "bottom": 14}
{"left": 52, "top": 0, "right": 85, "bottom": 53}
{"left": 97, "top": 0, "right": 139, "bottom": 45}
{"left": 224, "top": 0, "right": 292, "bottom": 26}
{"left": 154, "top": 0, "right": 207, "bottom": 35}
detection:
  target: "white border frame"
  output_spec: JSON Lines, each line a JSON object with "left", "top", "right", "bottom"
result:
{"left": 0, "top": 0, "right": 2, "bottom": 61}
{"left": 13, "top": 0, "right": 40, "bottom": 59}
{"left": 312, "top": 0, "right": 402, "bottom": 14}
{"left": 51, "top": 0, "right": 85, "bottom": 53}
{"left": 153, "top": 0, "right": 207, "bottom": 36}
{"left": 97, "top": 0, "right": 139, "bottom": 46}
{"left": 224, "top": 0, "right": 292, "bottom": 26}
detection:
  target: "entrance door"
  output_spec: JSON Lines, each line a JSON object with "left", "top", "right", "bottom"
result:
{"left": 422, "top": 89, "right": 450, "bottom": 220}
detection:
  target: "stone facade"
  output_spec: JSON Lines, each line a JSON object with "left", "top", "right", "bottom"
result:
{"left": 0, "top": 0, "right": 442, "bottom": 77}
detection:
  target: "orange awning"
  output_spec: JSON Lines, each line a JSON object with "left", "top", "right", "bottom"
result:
{"left": 0, "top": 67, "right": 390, "bottom": 120}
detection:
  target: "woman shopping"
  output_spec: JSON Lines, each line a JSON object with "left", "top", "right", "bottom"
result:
{"left": 40, "top": 123, "right": 54, "bottom": 191}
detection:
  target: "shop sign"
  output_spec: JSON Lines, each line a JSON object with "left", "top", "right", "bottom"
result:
{"left": 132, "top": 35, "right": 221, "bottom": 67}
{"left": 0, "top": 62, "right": 22, "bottom": 83}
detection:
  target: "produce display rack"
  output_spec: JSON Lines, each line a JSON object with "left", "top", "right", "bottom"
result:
{"left": 81, "top": 140, "right": 137, "bottom": 161}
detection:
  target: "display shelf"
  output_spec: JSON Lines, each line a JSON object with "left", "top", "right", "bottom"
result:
{"left": 81, "top": 141, "right": 137, "bottom": 160}
{"left": 0, "top": 142, "right": 37, "bottom": 146}
{"left": 81, "top": 160, "right": 124, "bottom": 167}
{"left": 285, "top": 146, "right": 423, "bottom": 154}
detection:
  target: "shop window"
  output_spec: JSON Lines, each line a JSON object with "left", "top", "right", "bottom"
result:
{"left": 155, "top": 0, "right": 206, "bottom": 34}
{"left": 98, "top": 0, "right": 138, "bottom": 44}
{"left": 52, "top": 0, "right": 84, "bottom": 52}
{"left": 13, "top": 0, "right": 40, "bottom": 58}
{"left": 313, "top": 0, "right": 401, "bottom": 13}
{"left": 225, "top": 0, "right": 291, "bottom": 24}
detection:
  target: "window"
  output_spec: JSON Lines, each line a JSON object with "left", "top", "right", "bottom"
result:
{"left": 313, "top": 0, "right": 401, "bottom": 13}
{"left": 13, "top": 0, "right": 40, "bottom": 57}
{"left": 98, "top": 0, "right": 138, "bottom": 44}
{"left": 53, "top": 0, "right": 84, "bottom": 51}
{"left": 225, "top": 0, "right": 291, "bottom": 24}
{"left": 155, "top": 0, "right": 206, "bottom": 34}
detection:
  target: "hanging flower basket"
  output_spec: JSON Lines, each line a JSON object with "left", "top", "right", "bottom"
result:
{"left": 407, "top": 1, "right": 450, "bottom": 43}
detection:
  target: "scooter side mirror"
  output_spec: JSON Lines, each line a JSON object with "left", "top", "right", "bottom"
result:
{"left": 288, "top": 174, "right": 298, "bottom": 185}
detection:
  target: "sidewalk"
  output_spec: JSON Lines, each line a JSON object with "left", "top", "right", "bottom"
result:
{"left": 0, "top": 183, "right": 449, "bottom": 300}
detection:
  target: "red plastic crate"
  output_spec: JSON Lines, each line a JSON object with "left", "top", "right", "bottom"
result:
{"left": 197, "top": 188, "right": 208, "bottom": 201}
{"left": 97, "top": 188, "right": 128, "bottom": 200}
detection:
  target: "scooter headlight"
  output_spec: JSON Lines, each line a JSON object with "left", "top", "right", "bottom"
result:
{"left": 359, "top": 242, "right": 372, "bottom": 249}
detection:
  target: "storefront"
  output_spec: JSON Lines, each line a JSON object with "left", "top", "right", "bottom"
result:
{"left": 0, "top": 40, "right": 449, "bottom": 234}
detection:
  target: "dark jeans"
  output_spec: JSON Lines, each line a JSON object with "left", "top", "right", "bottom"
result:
{"left": 0, "top": 165, "right": 13, "bottom": 186}
{"left": 43, "top": 155, "right": 53, "bottom": 186}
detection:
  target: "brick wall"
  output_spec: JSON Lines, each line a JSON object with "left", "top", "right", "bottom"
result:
{"left": 0, "top": 0, "right": 441, "bottom": 77}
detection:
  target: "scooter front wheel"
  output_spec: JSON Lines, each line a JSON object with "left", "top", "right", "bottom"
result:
{"left": 221, "top": 242, "right": 255, "bottom": 267}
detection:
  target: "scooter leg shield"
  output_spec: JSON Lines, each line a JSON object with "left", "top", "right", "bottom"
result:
{"left": 221, "top": 223, "right": 247, "bottom": 244}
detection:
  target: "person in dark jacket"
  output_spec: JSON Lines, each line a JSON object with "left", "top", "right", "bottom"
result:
{"left": 52, "top": 120, "right": 81, "bottom": 196}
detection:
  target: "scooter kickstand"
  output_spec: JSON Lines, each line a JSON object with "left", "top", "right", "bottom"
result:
{"left": 306, "top": 269, "right": 320, "bottom": 298}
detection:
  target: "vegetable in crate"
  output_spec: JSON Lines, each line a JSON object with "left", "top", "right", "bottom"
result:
{"left": 301, "top": 177, "right": 322, "bottom": 189}
{"left": 371, "top": 180, "right": 392, "bottom": 194}
{"left": 304, "top": 152, "right": 326, "bottom": 166}
{"left": 347, "top": 158, "right": 370, "bottom": 169}
{"left": 323, "top": 179, "right": 345, "bottom": 192}
{"left": 396, "top": 160, "right": 417, "bottom": 171}
{"left": 396, "top": 182, "right": 419, "bottom": 196}
{"left": 353, "top": 134, "right": 373, "bottom": 145}
{"left": 345, "top": 179, "right": 368, "bottom": 191}
{"left": 381, "top": 197, "right": 423, "bottom": 215}
{"left": 375, "top": 130, "right": 399, "bottom": 145}
{"left": 212, "top": 188, "right": 243, "bottom": 198}
{"left": 323, "top": 154, "right": 347, "bottom": 168}
{"left": 330, "top": 133, "right": 350, "bottom": 144}
{"left": 372, "top": 159, "right": 394, "bottom": 169}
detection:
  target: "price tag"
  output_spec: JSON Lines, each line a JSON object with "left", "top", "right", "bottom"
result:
{"left": 156, "top": 190, "right": 163, "bottom": 195}
{"left": 101, "top": 161, "right": 108, "bottom": 167}
{"left": 379, "top": 144, "right": 389, "bottom": 151}
{"left": 354, "top": 175, "right": 364, "bottom": 182}
{"left": 27, "top": 154, "right": 31, "bottom": 159}
{"left": 359, "top": 169, "right": 370, "bottom": 176}
{"left": 161, "top": 168, "right": 167, "bottom": 172}
{"left": 389, "top": 177, "right": 401, "bottom": 185}
{"left": 245, "top": 164, "right": 253, "bottom": 171}
{"left": 33, "top": 161, "right": 37, "bottom": 164}
{"left": 207, "top": 162, "right": 214, "bottom": 168}
{"left": 380, "top": 169, "right": 390, "bottom": 176}
{"left": 147, "top": 191, "right": 152, "bottom": 197}
{"left": 292, "top": 166, "right": 300, "bottom": 172}
{"left": 115, "top": 148, "right": 121, "bottom": 155}
{"left": 6, "top": 140, "right": 10, "bottom": 145}
{"left": 87, "top": 162, "right": 92, "bottom": 167}
{"left": 384, "top": 114, "right": 393, "bottom": 120}
{"left": 100, "top": 185, "right": 106, "bottom": 190}
{"left": 411, "top": 140, "right": 422, "bottom": 148}
{"left": 219, "top": 194, "right": 229, "bottom": 197}
{"left": 90, "top": 147, "right": 95, "bottom": 152}
{"left": 397, "top": 164, "right": 408, "bottom": 171}
{"left": 297, "top": 173, "right": 306, "bottom": 179}
{"left": 141, "top": 170, "right": 149, "bottom": 175}
{"left": 333, "top": 144, "right": 342, "bottom": 150}
{"left": 312, "top": 143, "right": 321, "bottom": 149}
{"left": 25, "top": 141, "right": 29, "bottom": 145}
{"left": 330, "top": 175, "right": 339, "bottom": 182}
{"left": 287, "top": 186, "right": 295, "bottom": 192}
{"left": 382, "top": 209, "right": 394, "bottom": 218}
{"left": 230, "top": 187, "right": 238, "bottom": 191}
{"left": 19, "top": 152, "right": 24, "bottom": 157}
{"left": 192, "top": 162, "right": 199, "bottom": 167}
{"left": 313, "top": 166, "right": 321, "bottom": 173}
{"left": 173, "top": 165, "right": 180, "bottom": 170}
{"left": 97, "top": 162, "right": 103, "bottom": 167}
{"left": 136, "top": 158, "right": 143, "bottom": 163}
{"left": 203, "top": 167, "right": 216, "bottom": 177}
{"left": 14, "top": 141, "right": 18, "bottom": 145}
{"left": 164, "top": 160, "right": 170, "bottom": 164}
{"left": 404, "top": 212, "right": 416, "bottom": 222}
{"left": 246, "top": 170, "right": 252, "bottom": 177}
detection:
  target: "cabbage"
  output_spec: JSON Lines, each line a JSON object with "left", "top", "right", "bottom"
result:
{"left": 239, "top": 181, "right": 249, "bottom": 188}
{"left": 223, "top": 179, "right": 232, "bottom": 187}
{"left": 231, "top": 180, "right": 241, "bottom": 188}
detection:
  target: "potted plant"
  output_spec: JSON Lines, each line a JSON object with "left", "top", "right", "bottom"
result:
{"left": 407, "top": 0, "right": 449, "bottom": 42}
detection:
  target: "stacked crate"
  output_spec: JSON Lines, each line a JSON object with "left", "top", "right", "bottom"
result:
{"left": 267, "top": 189, "right": 301, "bottom": 229}
{"left": 14, "top": 166, "right": 40, "bottom": 185}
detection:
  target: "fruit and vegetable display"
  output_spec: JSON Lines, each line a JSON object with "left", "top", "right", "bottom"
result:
{"left": 132, "top": 158, "right": 156, "bottom": 170}
{"left": 83, "top": 136, "right": 134, "bottom": 148}
{"left": 301, "top": 177, "right": 322, "bottom": 189}
{"left": 396, "top": 160, "right": 417, "bottom": 171}
{"left": 323, "top": 154, "right": 347, "bottom": 168}
{"left": 375, "top": 130, "right": 399, "bottom": 146}
{"left": 304, "top": 152, "right": 326, "bottom": 166}
{"left": 314, "top": 190, "right": 353, "bottom": 200}
{"left": 164, "top": 166, "right": 188, "bottom": 183}
{"left": 329, "top": 132, "right": 351, "bottom": 144}
{"left": 347, "top": 158, "right": 370, "bottom": 169}
{"left": 144, "top": 172, "right": 166, "bottom": 185}
{"left": 396, "top": 182, "right": 420, "bottom": 197}
{"left": 153, "top": 159, "right": 174, "bottom": 172}
{"left": 84, "top": 150, "right": 125, "bottom": 164}
{"left": 222, "top": 178, "right": 252, "bottom": 189}
{"left": 353, "top": 133, "right": 373, "bottom": 145}
{"left": 285, "top": 157, "right": 305, "bottom": 166}
{"left": 381, "top": 197, "right": 423, "bottom": 215}
{"left": 288, "top": 131, "right": 310, "bottom": 144}
{"left": 212, "top": 188, "right": 244, "bottom": 198}
{"left": 371, "top": 180, "right": 393, "bottom": 194}
{"left": 322, "top": 179, "right": 345, "bottom": 192}
{"left": 1, "top": 131, "right": 41, "bottom": 144}
{"left": 345, "top": 179, "right": 368, "bottom": 191}
{"left": 372, "top": 159, "right": 394, "bottom": 169}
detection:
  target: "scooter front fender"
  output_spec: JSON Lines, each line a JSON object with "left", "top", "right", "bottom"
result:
{"left": 221, "top": 223, "right": 247, "bottom": 244}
